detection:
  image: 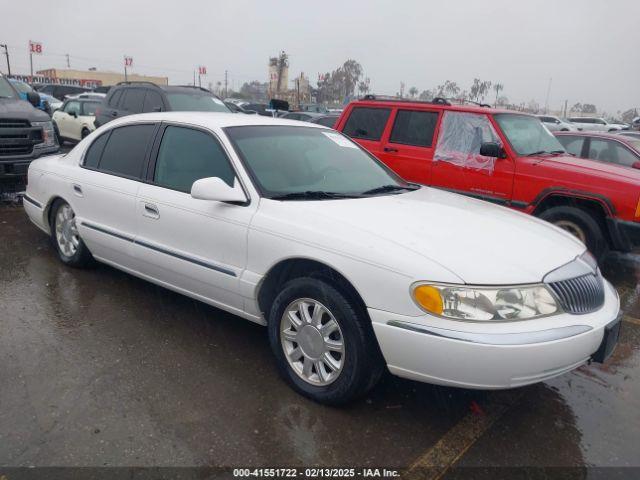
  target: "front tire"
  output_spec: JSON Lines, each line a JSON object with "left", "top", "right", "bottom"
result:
{"left": 539, "top": 206, "right": 608, "bottom": 260}
{"left": 50, "top": 200, "right": 94, "bottom": 267}
{"left": 267, "top": 277, "right": 383, "bottom": 405}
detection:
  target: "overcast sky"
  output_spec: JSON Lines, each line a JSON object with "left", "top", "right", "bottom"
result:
{"left": 3, "top": 0, "right": 639, "bottom": 114}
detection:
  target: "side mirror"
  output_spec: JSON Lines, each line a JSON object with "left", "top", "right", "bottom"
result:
{"left": 26, "top": 91, "right": 41, "bottom": 107}
{"left": 479, "top": 142, "right": 505, "bottom": 158}
{"left": 69, "top": 110, "right": 78, "bottom": 118}
{"left": 191, "top": 177, "right": 247, "bottom": 203}
{"left": 632, "top": 161, "right": 640, "bottom": 170}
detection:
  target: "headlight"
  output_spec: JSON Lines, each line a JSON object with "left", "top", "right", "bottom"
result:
{"left": 412, "top": 283, "right": 559, "bottom": 321}
{"left": 32, "top": 121, "right": 56, "bottom": 147}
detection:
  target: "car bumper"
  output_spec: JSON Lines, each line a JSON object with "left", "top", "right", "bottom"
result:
{"left": 369, "top": 280, "right": 620, "bottom": 389}
{"left": 607, "top": 218, "right": 640, "bottom": 252}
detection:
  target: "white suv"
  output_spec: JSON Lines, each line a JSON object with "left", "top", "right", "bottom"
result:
{"left": 568, "top": 117, "right": 625, "bottom": 132}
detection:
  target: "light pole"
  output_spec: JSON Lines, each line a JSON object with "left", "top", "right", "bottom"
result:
{"left": 0, "top": 44, "right": 10, "bottom": 76}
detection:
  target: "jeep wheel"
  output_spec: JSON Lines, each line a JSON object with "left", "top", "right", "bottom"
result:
{"left": 539, "top": 206, "right": 608, "bottom": 260}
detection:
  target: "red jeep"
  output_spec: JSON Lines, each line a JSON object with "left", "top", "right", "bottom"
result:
{"left": 335, "top": 96, "right": 640, "bottom": 259}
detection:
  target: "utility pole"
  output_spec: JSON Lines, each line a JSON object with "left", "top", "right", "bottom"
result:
{"left": 193, "top": 70, "right": 196, "bottom": 86}
{"left": 65, "top": 54, "right": 70, "bottom": 68}
{"left": 0, "top": 44, "right": 10, "bottom": 76}
{"left": 544, "top": 77, "right": 552, "bottom": 113}
{"left": 29, "top": 50, "right": 33, "bottom": 79}
{"left": 224, "top": 70, "right": 228, "bottom": 98}
{"left": 563, "top": 99, "right": 568, "bottom": 118}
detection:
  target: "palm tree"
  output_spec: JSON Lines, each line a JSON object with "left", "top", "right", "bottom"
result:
{"left": 409, "top": 86, "right": 418, "bottom": 98}
{"left": 493, "top": 83, "right": 504, "bottom": 107}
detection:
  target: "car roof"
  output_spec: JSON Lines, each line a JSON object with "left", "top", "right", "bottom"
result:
{"left": 555, "top": 131, "right": 640, "bottom": 148}
{"left": 104, "top": 111, "right": 331, "bottom": 130}
{"left": 348, "top": 98, "right": 521, "bottom": 116}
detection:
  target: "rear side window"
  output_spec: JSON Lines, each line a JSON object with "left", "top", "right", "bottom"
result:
{"left": 121, "top": 89, "right": 146, "bottom": 112}
{"left": 316, "top": 116, "right": 338, "bottom": 128}
{"left": 82, "top": 101, "right": 100, "bottom": 116}
{"left": 83, "top": 132, "right": 110, "bottom": 168}
{"left": 556, "top": 136, "right": 584, "bottom": 157}
{"left": 108, "top": 89, "right": 122, "bottom": 107}
{"left": 142, "top": 90, "right": 164, "bottom": 113}
{"left": 389, "top": 110, "right": 439, "bottom": 147}
{"left": 98, "top": 124, "right": 156, "bottom": 178}
{"left": 343, "top": 107, "right": 391, "bottom": 141}
{"left": 153, "top": 126, "right": 235, "bottom": 192}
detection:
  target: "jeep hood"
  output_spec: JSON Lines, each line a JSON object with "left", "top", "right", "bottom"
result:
{"left": 262, "top": 187, "right": 585, "bottom": 285}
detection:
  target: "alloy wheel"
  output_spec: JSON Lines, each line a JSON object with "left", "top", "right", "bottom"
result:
{"left": 280, "top": 298, "right": 345, "bottom": 386}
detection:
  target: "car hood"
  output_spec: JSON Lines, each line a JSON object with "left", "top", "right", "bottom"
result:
{"left": 0, "top": 98, "right": 50, "bottom": 121}
{"left": 259, "top": 187, "right": 585, "bottom": 285}
{"left": 539, "top": 153, "right": 640, "bottom": 179}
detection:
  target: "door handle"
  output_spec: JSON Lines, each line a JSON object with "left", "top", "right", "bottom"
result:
{"left": 384, "top": 147, "right": 399, "bottom": 153}
{"left": 72, "top": 184, "right": 83, "bottom": 196}
{"left": 143, "top": 203, "right": 160, "bottom": 219}
{"left": 110, "top": 111, "right": 117, "bottom": 117}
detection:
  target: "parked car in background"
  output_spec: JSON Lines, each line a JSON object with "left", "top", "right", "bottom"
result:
{"left": 91, "top": 85, "right": 112, "bottom": 95}
{"left": 617, "top": 131, "right": 640, "bottom": 139}
{"left": 8, "top": 79, "right": 59, "bottom": 114}
{"left": 0, "top": 73, "right": 58, "bottom": 193}
{"left": 35, "top": 84, "right": 91, "bottom": 101}
{"left": 280, "top": 111, "right": 340, "bottom": 127}
{"left": 335, "top": 95, "right": 640, "bottom": 260}
{"left": 224, "top": 101, "right": 257, "bottom": 114}
{"left": 23, "top": 112, "right": 620, "bottom": 404}
{"left": 631, "top": 117, "right": 640, "bottom": 131}
{"left": 537, "top": 115, "right": 577, "bottom": 132}
{"left": 299, "top": 103, "right": 329, "bottom": 113}
{"left": 568, "top": 117, "right": 627, "bottom": 132}
{"left": 66, "top": 92, "right": 106, "bottom": 101}
{"left": 555, "top": 131, "right": 640, "bottom": 169}
{"left": 93, "top": 82, "right": 231, "bottom": 127}
{"left": 52, "top": 97, "right": 102, "bottom": 144}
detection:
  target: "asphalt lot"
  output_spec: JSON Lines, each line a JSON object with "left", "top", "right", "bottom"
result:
{"left": 1, "top": 202, "right": 639, "bottom": 476}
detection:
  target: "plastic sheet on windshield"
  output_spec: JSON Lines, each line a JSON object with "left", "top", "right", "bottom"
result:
{"left": 434, "top": 111, "right": 502, "bottom": 173}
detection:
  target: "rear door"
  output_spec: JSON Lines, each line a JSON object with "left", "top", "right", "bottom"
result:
{"left": 119, "top": 88, "right": 146, "bottom": 118}
{"left": 73, "top": 123, "right": 158, "bottom": 268}
{"left": 340, "top": 106, "right": 391, "bottom": 162}
{"left": 379, "top": 108, "right": 439, "bottom": 184}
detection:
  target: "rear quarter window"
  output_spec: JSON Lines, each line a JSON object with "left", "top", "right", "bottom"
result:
{"left": 342, "top": 107, "right": 391, "bottom": 141}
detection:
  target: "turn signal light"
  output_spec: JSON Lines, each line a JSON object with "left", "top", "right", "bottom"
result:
{"left": 413, "top": 285, "right": 444, "bottom": 315}
{"left": 635, "top": 197, "right": 640, "bottom": 220}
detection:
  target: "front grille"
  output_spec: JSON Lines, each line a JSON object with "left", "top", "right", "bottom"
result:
{"left": 0, "top": 119, "right": 30, "bottom": 128}
{"left": 548, "top": 273, "right": 605, "bottom": 314}
{"left": 0, "top": 119, "right": 40, "bottom": 157}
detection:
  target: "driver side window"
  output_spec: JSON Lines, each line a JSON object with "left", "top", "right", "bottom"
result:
{"left": 153, "top": 126, "right": 236, "bottom": 193}
{"left": 64, "top": 101, "right": 81, "bottom": 116}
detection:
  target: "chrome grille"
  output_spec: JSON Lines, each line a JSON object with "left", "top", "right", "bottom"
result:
{"left": 548, "top": 273, "right": 604, "bottom": 314}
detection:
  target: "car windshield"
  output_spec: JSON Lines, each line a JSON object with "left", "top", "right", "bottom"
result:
{"left": 494, "top": 113, "right": 566, "bottom": 156}
{"left": 0, "top": 76, "right": 18, "bottom": 99}
{"left": 165, "top": 92, "right": 231, "bottom": 112}
{"left": 11, "top": 81, "right": 33, "bottom": 94}
{"left": 225, "top": 125, "right": 410, "bottom": 199}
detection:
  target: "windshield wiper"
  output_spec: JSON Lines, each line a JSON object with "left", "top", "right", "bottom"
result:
{"left": 361, "top": 184, "right": 420, "bottom": 195}
{"left": 526, "top": 150, "right": 566, "bottom": 156}
{"left": 269, "top": 190, "right": 362, "bottom": 201}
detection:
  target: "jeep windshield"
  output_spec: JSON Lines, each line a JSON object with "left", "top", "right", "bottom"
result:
{"left": 225, "top": 125, "right": 413, "bottom": 200}
{"left": 495, "top": 113, "right": 567, "bottom": 156}
{"left": 164, "top": 89, "right": 231, "bottom": 113}
{"left": 0, "top": 76, "right": 19, "bottom": 99}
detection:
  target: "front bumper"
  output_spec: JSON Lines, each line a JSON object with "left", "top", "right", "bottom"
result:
{"left": 370, "top": 280, "right": 620, "bottom": 389}
{"left": 606, "top": 218, "right": 640, "bottom": 252}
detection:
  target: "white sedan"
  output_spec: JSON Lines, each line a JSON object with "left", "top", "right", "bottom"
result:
{"left": 23, "top": 112, "right": 621, "bottom": 404}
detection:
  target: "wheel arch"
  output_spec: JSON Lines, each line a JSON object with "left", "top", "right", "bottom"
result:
{"left": 43, "top": 195, "right": 69, "bottom": 233}
{"left": 532, "top": 191, "right": 614, "bottom": 246}
{"left": 256, "top": 257, "right": 370, "bottom": 324}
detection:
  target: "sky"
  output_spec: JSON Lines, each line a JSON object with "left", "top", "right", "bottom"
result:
{"left": 2, "top": 0, "right": 639, "bottom": 115}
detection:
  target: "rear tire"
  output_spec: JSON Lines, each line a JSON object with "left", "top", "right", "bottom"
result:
{"left": 50, "top": 200, "right": 94, "bottom": 267}
{"left": 539, "top": 206, "right": 608, "bottom": 261}
{"left": 267, "top": 277, "right": 383, "bottom": 405}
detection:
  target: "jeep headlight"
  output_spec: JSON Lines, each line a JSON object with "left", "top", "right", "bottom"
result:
{"left": 412, "top": 283, "right": 559, "bottom": 321}
{"left": 32, "top": 121, "right": 56, "bottom": 147}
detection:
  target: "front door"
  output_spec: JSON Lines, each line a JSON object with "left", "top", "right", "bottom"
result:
{"left": 340, "top": 106, "right": 392, "bottom": 163}
{"left": 135, "top": 124, "right": 254, "bottom": 312}
{"left": 431, "top": 111, "right": 514, "bottom": 204}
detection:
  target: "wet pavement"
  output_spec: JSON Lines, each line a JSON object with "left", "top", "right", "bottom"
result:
{"left": 1, "top": 206, "right": 639, "bottom": 475}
